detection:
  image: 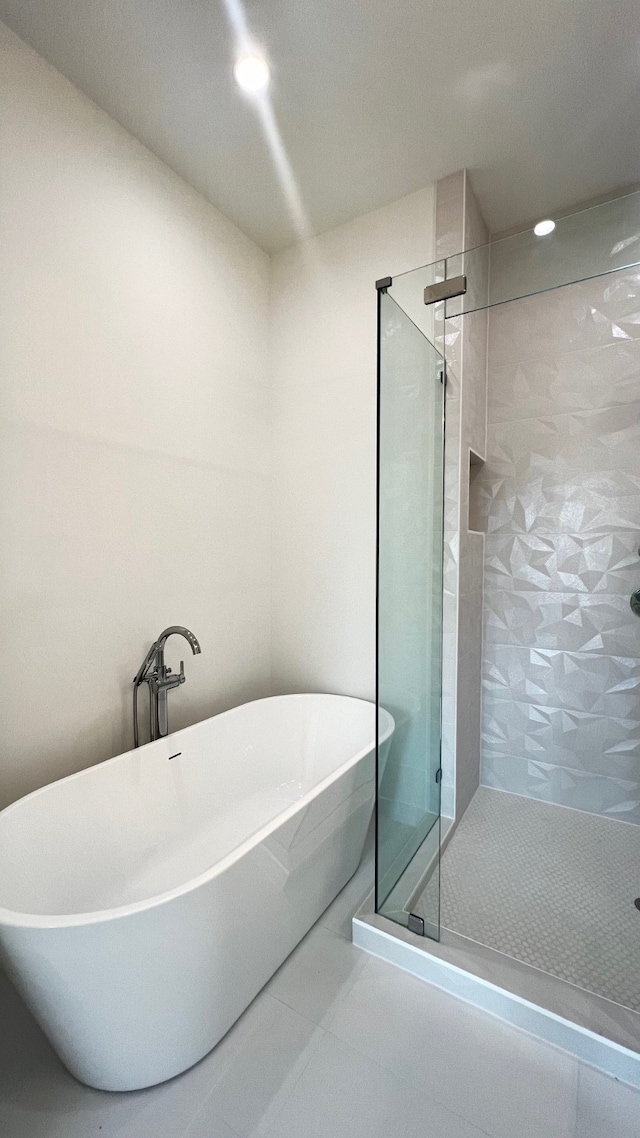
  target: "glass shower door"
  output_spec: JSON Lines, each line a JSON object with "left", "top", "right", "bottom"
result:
{"left": 376, "top": 286, "right": 445, "bottom": 939}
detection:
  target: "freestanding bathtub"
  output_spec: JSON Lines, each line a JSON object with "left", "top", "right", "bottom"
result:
{"left": 0, "top": 694, "right": 394, "bottom": 1091}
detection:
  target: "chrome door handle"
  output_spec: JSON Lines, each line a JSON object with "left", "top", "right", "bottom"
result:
{"left": 631, "top": 589, "right": 640, "bottom": 618}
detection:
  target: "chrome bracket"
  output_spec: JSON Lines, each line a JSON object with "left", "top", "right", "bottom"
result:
{"left": 424, "top": 274, "right": 467, "bottom": 306}
{"left": 407, "top": 912, "right": 425, "bottom": 936}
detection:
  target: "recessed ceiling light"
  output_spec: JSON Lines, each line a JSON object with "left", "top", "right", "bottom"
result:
{"left": 233, "top": 54, "right": 270, "bottom": 93}
{"left": 534, "top": 218, "right": 556, "bottom": 237}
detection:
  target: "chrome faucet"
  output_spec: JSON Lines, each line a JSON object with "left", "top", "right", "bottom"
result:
{"left": 133, "top": 627, "right": 202, "bottom": 747}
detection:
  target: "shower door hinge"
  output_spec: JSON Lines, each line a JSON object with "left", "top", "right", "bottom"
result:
{"left": 375, "top": 276, "right": 393, "bottom": 292}
{"left": 437, "top": 364, "right": 446, "bottom": 386}
{"left": 407, "top": 912, "right": 425, "bottom": 936}
{"left": 423, "top": 274, "right": 467, "bottom": 306}
{"left": 435, "top": 767, "right": 442, "bottom": 784}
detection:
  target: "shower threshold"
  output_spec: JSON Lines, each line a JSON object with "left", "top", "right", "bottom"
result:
{"left": 354, "top": 789, "right": 640, "bottom": 1089}
{"left": 353, "top": 908, "right": 640, "bottom": 1088}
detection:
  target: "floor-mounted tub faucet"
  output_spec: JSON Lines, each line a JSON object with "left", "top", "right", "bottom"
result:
{"left": 133, "top": 627, "right": 202, "bottom": 747}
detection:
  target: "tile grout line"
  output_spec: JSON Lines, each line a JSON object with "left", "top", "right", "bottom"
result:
{"left": 485, "top": 396, "right": 640, "bottom": 430}
{"left": 487, "top": 319, "right": 640, "bottom": 371}
{"left": 321, "top": 1025, "right": 503, "bottom": 1138}
{"left": 247, "top": 1020, "right": 327, "bottom": 1138}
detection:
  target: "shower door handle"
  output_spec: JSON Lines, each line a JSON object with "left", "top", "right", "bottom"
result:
{"left": 631, "top": 589, "right": 640, "bottom": 618}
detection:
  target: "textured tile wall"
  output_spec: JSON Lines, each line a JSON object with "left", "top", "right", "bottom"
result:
{"left": 478, "top": 268, "right": 640, "bottom": 823}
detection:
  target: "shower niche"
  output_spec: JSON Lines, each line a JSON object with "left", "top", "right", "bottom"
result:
{"left": 467, "top": 449, "right": 485, "bottom": 535}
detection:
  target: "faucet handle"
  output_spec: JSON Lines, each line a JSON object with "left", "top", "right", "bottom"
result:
{"left": 179, "top": 660, "right": 186, "bottom": 683}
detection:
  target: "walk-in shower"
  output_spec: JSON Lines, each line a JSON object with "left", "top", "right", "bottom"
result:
{"left": 371, "top": 185, "right": 640, "bottom": 1071}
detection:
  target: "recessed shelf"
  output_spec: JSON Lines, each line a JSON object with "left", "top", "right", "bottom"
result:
{"left": 468, "top": 448, "right": 486, "bottom": 533}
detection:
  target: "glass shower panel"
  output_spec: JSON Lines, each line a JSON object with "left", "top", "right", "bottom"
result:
{"left": 387, "top": 188, "right": 640, "bottom": 323}
{"left": 376, "top": 289, "right": 445, "bottom": 938}
{"left": 447, "top": 188, "right": 640, "bottom": 316}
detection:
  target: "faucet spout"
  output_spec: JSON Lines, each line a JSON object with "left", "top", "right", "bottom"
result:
{"left": 155, "top": 626, "right": 202, "bottom": 655}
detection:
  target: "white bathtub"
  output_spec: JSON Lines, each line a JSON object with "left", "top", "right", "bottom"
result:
{"left": 0, "top": 694, "right": 393, "bottom": 1091}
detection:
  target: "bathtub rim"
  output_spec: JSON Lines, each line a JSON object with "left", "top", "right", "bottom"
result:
{"left": 0, "top": 693, "right": 393, "bottom": 932}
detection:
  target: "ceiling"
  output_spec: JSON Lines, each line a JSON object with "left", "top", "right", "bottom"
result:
{"left": 1, "top": 0, "right": 639, "bottom": 252}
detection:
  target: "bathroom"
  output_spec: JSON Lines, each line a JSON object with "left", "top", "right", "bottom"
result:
{"left": 0, "top": 1, "right": 639, "bottom": 1135}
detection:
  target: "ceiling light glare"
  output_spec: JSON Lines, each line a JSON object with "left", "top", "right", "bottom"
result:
{"left": 534, "top": 218, "right": 556, "bottom": 237}
{"left": 233, "top": 54, "right": 270, "bottom": 93}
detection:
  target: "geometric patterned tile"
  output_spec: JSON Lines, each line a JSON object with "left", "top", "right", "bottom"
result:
{"left": 476, "top": 405, "right": 640, "bottom": 535}
{"left": 484, "top": 591, "right": 640, "bottom": 656}
{"left": 488, "top": 269, "right": 640, "bottom": 368}
{"left": 482, "top": 752, "right": 640, "bottom": 825}
{"left": 490, "top": 338, "right": 640, "bottom": 424}
{"left": 484, "top": 646, "right": 640, "bottom": 718}
{"left": 490, "top": 339, "right": 640, "bottom": 424}
{"left": 482, "top": 695, "right": 640, "bottom": 783}
{"left": 480, "top": 267, "right": 640, "bottom": 827}
{"left": 481, "top": 267, "right": 640, "bottom": 825}
{"left": 484, "top": 532, "right": 639, "bottom": 595}
{"left": 487, "top": 404, "right": 640, "bottom": 478}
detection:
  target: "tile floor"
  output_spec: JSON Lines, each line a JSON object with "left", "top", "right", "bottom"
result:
{"left": 1, "top": 836, "right": 639, "bottom": 1138}
{"left": 415, "top": 786, "right": 640, "bottom": 1011}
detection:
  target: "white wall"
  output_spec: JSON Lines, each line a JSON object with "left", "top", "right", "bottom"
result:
{"left": 270, "top": 189, "right": 435, "bottom": 699}
{"left": 0, "top": 22, "right": 272, "bottom": 808}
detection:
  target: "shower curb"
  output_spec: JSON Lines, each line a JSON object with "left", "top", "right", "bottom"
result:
{"left": 353, "top": 910, "right": 640, "bottom": 1090}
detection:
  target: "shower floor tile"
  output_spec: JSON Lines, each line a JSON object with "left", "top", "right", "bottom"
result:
{"left": 415, "top": 786, "right": 640, "bottom": 1012}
